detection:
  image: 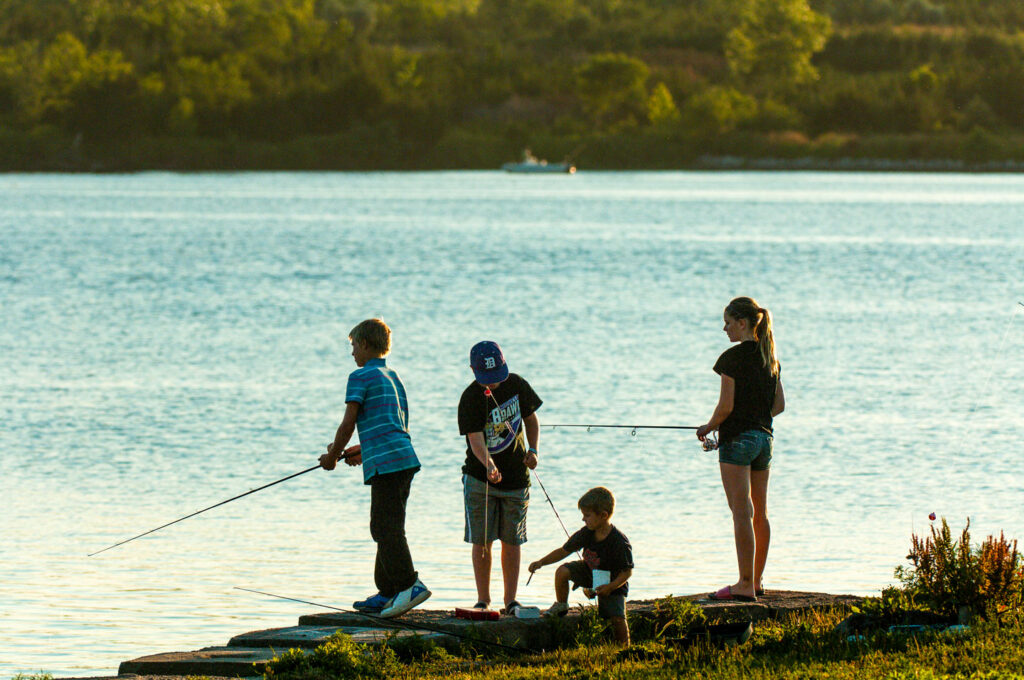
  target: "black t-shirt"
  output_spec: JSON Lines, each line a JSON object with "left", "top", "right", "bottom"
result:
{"left": 713, "top": 340, "right": 780, "bottom": 444}
{"left": 458, "top": 373, "right": 542, "bottom": 490}
{"left": 563, "top": 525, "right": 634, "bottom": 597}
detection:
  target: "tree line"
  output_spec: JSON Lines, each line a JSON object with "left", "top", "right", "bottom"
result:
{"left": 1, "top": 0, "right": 1022, "bottom": 169}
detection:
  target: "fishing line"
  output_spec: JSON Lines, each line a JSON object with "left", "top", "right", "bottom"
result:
{"left": 89, "top": 453, "right": 357, "bottom": 557}
{"left": 482, "top": 388, "right": 581, "bottom": 579}
{"left": 546, "top": 423, "right": 699, "bottom": 435}
{"left": 233, "top": 586, "right": 536, "bottom": 655}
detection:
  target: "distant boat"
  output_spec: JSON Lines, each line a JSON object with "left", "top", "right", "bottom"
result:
{"left": 502, "top": 149, "right": 576, "bottom": 174}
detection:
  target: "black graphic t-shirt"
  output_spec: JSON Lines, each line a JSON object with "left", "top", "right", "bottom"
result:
{"left": 458, "top": 373, "right": 542, "bottom": 490}
{"left": 713, "top": 340, "right": 780, "bottom": 445}
{"left": 563, "top": 525, "right": 634, "bottom": 597}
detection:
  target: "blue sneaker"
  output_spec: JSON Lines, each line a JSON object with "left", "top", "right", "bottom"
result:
{"left": 380, "top": 579, "right": 431, "bottom": 619}
{"left": 353, "top": 592, "right": 390, "bottom": 613}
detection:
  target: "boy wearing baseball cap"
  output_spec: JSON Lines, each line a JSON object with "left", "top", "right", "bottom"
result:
{"left": 458, "top": 340, "right": 542, "bottom": 616}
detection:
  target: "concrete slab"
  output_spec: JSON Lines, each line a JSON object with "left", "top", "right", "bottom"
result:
{"left": 638, "top": 590, "right": 863, "bottom": 620}
{"left": 296, "top": 590, "right": 862, "bottom": 650}
{"left": 118, "top": 647, "right": 276, "bottom": 677}
{"left": 300, "top": 607, "right": 588, "bottom": 651}
{"left": 228, "top": 624, "right": 454, "bottom": 650}
{"left": 109, "top": 590, "right": 864, "bottom": 680}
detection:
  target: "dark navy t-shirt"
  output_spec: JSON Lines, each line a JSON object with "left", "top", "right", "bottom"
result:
{"left": 713, "top": 340, "right": 779, "bottom": 444}
{"left": 458, "top": 373, "right": 542, "bottom": 490}
{"left": 563, "top": 525, "right": 634, "bottom": 597}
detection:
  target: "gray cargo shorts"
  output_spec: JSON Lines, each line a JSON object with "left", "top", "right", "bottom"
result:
{"left": 463, "top": 474, "right": 529, "bottom": 546}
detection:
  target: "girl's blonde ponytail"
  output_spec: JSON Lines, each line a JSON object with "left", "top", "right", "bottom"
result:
{"left": 725, "top": 297, "right": 779, "bottom": 376}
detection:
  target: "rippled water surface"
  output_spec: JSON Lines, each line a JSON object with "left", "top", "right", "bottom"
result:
{"left": 2, "top": 171, "right": 1023, "bottom": 676}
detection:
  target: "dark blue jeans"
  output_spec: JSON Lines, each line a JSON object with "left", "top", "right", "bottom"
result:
{"left": 369, "top": 467, "right": 419, "bottom": 597}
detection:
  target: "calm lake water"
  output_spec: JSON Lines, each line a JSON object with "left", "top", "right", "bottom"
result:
{"left": 1, "top": 171, "right": 1023, "bottom": 676}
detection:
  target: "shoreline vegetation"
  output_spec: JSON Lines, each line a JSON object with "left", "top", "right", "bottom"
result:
{"left": 11, "top": 518, "right": 1024, "bottom": 680}
{"left": 238, "top": 518, "right": 1024, "bottom": 679}
{"left": 10, "top": 613, "right": 1024, "bottom": 680}
{"left": 3, "top": 0, "right": 1024, "bottom": 172}
{"left": 6, "top": 129, "right": 1024, "bottom": 173}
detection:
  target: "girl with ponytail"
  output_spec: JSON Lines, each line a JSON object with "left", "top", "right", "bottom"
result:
{"left": 696, "top": 297, "right": 785, "bottom": 602}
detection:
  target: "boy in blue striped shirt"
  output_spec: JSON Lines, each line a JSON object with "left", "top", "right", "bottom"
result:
{"left": 319, "top": 319, "right": 430, "bottom": 618}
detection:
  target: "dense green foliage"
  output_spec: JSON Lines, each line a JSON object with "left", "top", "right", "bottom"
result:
{"left": 259, "top": 610, "right": 1024, "bottom": 679}
{"left": 2, "top": 0, "right": 1024, "bottom": 168}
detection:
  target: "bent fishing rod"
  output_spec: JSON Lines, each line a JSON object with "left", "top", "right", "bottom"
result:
{"left": 546, "top": 423, "right": 699, "bottom": 433}
{"left": 234, "top": 587, "right": 536, "bottom": 655}
{"left": 89, "top": 452, "right": 357, "bottom": 557}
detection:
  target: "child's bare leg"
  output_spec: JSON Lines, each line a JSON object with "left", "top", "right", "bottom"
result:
{"left": 472, "top": 543, "right": 493, "bottom": 605}
{"left": 500, "top": 542, "right": 520, "bottom": 606}
{"left": 554, "top": 564, "right": 571, "bottom": 602}
{"left": 610, "top": 616, "right": 630, "bottom": 646}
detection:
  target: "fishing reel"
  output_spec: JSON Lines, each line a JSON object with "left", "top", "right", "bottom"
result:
{"left": 701, "top": 434, "right": 719, "bottom": 452}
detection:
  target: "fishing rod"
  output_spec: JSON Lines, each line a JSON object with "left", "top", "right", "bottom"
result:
{"left": 234, "top": 587, "right": 536, "bottom": 655}
{"left": 89, "top": 453, "right": 357, "bottom": 557}
{"left": 547, "top": 423, "right": 699, "bottom": 434}
{"left": 523, "top": 465, "right": 581, "bottom": 587}
{"left": 479, "top": 388, "right": 580, "bottom": 586}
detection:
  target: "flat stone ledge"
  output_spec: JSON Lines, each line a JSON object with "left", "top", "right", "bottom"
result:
{"left": 636, "top": 590, "right": 863, "bottom": 619}
{"left": 300, "top": 608, "right": 585, "bottom": 651}
{"left": 66, "top": 676, "right": 249, "bottom": 680}
{"left": 118, "top": 647, "right": 276, "bottom": 677}
{"left": 99, "top": 590, "right": 863, "bottom": 680}
{"left": 229, "top": 624, "right": 453, "bottom": 650}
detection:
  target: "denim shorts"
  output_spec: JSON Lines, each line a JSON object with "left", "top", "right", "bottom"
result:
{"left": 719, "top": 430, "right": 773, "bottom": 471}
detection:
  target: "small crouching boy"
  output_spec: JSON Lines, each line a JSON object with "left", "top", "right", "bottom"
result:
{"left": 528, "top": 486, "right": 633, "bottom": 645}
{"left": 319, "top": 318, "right": 430, "bottom": 619}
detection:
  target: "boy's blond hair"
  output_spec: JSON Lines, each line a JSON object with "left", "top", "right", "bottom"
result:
{"left": 578, "top": 486, "right": 615, "bottom": 517}
{"left": 349, "top": 318, "right": 392, "bottom": 357}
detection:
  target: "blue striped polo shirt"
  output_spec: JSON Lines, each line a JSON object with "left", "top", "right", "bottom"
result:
{"left": 346, "top": 358, "right": 420, "bottom": 484}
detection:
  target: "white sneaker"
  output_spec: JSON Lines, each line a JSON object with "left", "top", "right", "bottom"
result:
{"left": 544, "top": 601, "right": 569, "bottom": 618}
{"left": 380, "top": 579, "right": 431, "bottom": 619}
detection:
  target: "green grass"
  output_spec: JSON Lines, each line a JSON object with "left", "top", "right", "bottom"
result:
{"left": 262, "top": 609, "right": 1024, "bottom": 680}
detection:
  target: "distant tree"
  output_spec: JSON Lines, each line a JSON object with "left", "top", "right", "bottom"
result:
{"left": 2, "top": 33, "right": 134, "bottom": 129}
{"left": 165, "top": 55, "right": 251, "bottom": 134}
{"left": 646, "top": 81, "right": 680, "bottom": 125}
{"left": 681, "top": 85, "right": 757, "bottom": 136}
{"left": 726, "top": 0, "right": 831, "bottom": 96}
{"left": 575, "top": 52, "right": 649, "bottom": 129}
{"left": 0, "top": 0, "right": 80, "bottom": 44}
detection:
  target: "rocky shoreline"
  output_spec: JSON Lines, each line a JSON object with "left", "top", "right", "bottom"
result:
{"left": 60, "top": 590, "right": 862, "bottom": 680}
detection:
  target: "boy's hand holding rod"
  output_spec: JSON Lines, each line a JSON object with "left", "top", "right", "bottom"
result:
{"left": 320, "top": 443, "right": 362, "bottom": 470}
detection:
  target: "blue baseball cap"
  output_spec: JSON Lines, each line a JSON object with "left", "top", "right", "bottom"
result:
{"left": 470, "top": 340, "right": 509, "bottom": 385}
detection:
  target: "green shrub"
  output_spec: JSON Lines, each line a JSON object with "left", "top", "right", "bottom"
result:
{"left": 382, "top": 630, "right": 453, "bottom": 662}
{"left": 630, "top": 596, "right": 707, "bottom": 642}
{"left": 574, "top": 605, "right": 611, "bottom": 647}
{"left": 262, "top": 631, "right": 397, "bottom": 680}
{"left": 896, "top": 518, "right": 1024, "bottom": 620}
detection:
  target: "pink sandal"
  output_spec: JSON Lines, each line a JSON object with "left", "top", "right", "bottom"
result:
{"left": 708, "top": 585, "right": 757, "bottom": 602}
